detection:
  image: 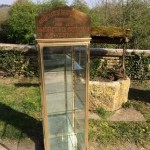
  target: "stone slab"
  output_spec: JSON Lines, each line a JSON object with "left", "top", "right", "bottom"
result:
{"left": 109, "top": 107, "right": 145, "bottom": 121}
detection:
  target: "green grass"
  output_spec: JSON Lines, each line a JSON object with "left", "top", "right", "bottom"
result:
{"left": 96, "top": 107, "right": 114, "bottom": 119}
{"left": 130, "top": 100, "right": 150, "bottom": 121}
{"left": 122, "top": 101, "right": 132, "bottom": 109}
{"left": 89, "top": 80, "right": 150, "bottom": 145}
{"left": 89, "top": 120, "right": 150, "bottom": 145}
{"left": 128, "top": 80, "right": 150, "bottom": 121}
{"left": 130, "top": 80, "right": 150, "bottom": 90}
{"left": 0, "top": 83, "right": 42, "bottom": 140}
{"left": 0, "top": 79, "right": 149, "bottom": 147}
{"left": 0, "top": 84, "right": 41, "bottom": 120}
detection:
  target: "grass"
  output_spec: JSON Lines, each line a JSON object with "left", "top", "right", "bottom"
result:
{"left": 0, "top": 79, "right": 149, "bottom": 147}
{"left": 130, "top": 100, "right": 150, "bottom": 121}
{"left": 0, "top": 82, "right": 42, "bottom": 140}
{"left": 89, "top": 80, "right": 150, "bottom": 146}
{"left": 91, "top": 26, "right": 131, "bottom": 38}
{"left": 89, "top": 120, "right": 150, "bottom": 145}
{"left": 122, "top": 101, "right": 132, "bottom": 109}
{"left": 128, "top": 80, "right": 150, "bottom": 121}
{"left": 0, "top": 84, "right": 41, "bottom": 120}
{"left": 96, "top": 107, "right": 114, "bottom": 119}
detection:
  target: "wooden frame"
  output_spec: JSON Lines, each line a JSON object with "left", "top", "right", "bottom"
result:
{"left": 37, "top": 38, "right": 91, "bottom": 150}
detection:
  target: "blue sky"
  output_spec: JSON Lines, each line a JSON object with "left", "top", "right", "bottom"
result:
{"left": 0, "top": 0, "right": 94, "bottom": 7}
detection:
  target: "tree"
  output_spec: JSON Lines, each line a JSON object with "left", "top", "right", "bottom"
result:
{"left": 0, "top": 6, "right": 10, "bottom": 42}
{"left": 7, "top": 0, "right": 39, "bottom": 44}
{"left": 71, "top": 0, "right": 89, "bottom": 13}
{"left": 89, "top": 6, "right": 105, "bottom": 27}
{"left": 6, "top": 0, "right": 69, "bottom": 44}
{"left": 50, "top": 0, "right": 68, "bottom": 8}
{"left": 0, "top": 5, "right": 10, "bottom": 24}
{"left": 90, "top": 0, "right": 150, "bottom": 49}
{"left": 123, "top": 0, "right": 150, "bottom": 49}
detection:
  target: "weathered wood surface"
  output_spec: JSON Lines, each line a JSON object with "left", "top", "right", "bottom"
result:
{"left": 90, "top": 48, "right": 150, "bottom": 57}
{"left": 0, "top": 43, "right": 36, "bottom": 52}
{"left": 0, "top": 43, "right": 150, "bottom": 56}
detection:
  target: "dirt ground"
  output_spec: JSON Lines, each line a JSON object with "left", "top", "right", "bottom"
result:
{"left": 0, "top": 139, "right": 35, "bottom": 150}
{"left": 89, "top": 141, "right": 150, "bottom": 150}
{"left": 89, "top": 107, "right": 145, "bottom": 121}
{"left": 1, "top": 140, "right": 150, "bottom": 150}
{"left": 0, "top": 77, "right": 39, "bottom": 85}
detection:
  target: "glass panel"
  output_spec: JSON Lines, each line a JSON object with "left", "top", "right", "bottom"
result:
{"left": 50, "top": 134, "right": 77, "bottom": 150}
{"left": 46, "top": 92, "right": 73, "bottom": 115}
{"left": 48, "top": 114, "right": 73, "bottom": 137}
{"left": 42, "top": 46, "right": 87, "bottom": 150}
{"left": 74, "top": 46, "right": 87, "bottom": 150}
{"left": 43, "top": 47, "right": 72, "bottom": 72}
{"left": 74, "top": 46, "right": 87, "bottom": 70}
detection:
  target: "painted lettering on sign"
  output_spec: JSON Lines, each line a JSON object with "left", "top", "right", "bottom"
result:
{"left": 36, "top": 7, "right": 90, "bottom": 39}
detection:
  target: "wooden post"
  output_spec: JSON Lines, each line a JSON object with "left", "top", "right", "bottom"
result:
{"left": 122, "top": 37, "right": 128, "bottom": 78}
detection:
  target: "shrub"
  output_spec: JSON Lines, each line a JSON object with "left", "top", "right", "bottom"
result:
{"left": 0, "top": 50, "right": 38, "bottom": 77}
{"left": 125, "top": 54, "right": 150, "bottom": 81}
{"left": 7, "top": 0, "right": 39, "bottom": 44}
{"left": 90, "top": 58, "right": 121, "bottom": 81}
{"left": 90, "top": 59, "right": 100, "bottom": 79}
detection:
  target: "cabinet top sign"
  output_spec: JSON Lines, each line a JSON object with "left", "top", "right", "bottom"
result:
{"left": 36, "top": 7, "right": 91, "bottom": 39}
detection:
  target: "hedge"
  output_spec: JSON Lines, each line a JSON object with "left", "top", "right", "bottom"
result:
{"left": 0, "top": 49, "right": 39, "bottom": 77}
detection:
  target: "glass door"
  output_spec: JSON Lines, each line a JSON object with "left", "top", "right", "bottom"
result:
{"left": 42, "top": 46, "right": 87, "bottom": 150}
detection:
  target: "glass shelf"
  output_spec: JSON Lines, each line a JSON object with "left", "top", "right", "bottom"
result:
{"left": 44, "top": 64, "right": 85, "bottom": 72}
{"left": 49, "top": 134, "right": 84, "bottom": 150}
{"left": 48, "top": 113, "right": 85, "bottom": 135}
{"left": 46, "top": 92, "right": 85, "bottom": 115}
{"left": 49, "top": 134, "right": 77, "bottom": 150}
{"left": 44, "top": 71, "right": 72, "bottom": 94}
{"left": 48, "top": 114, "right": 85, "bottom": 150}
{"left": 48, "top": 114, "right": 73, "bottom": 137}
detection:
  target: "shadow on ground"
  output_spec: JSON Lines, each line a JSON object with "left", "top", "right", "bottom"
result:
{"left": 14, "top": 83, "right": 39, "bottom": 87}
{"left": 128, "top": 88, "right": 150, "bottom": 103}
{"left": 0, "top": 102, "right": 44, "bottom": 150}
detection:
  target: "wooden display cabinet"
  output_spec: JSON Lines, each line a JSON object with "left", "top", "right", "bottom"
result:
{"left": 36, "top": 7, "right": 91, "bottom": 150}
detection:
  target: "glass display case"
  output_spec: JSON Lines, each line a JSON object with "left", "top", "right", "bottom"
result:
{"left": 36, "top": 6, "right": 91, "bottom": 150}
{"left": 37, "top": 41, "right": 90, "bottom": 150}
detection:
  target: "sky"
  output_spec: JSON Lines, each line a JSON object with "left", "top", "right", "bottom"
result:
{"left": 0, "top": 0, "right": 94, "bottom": 7}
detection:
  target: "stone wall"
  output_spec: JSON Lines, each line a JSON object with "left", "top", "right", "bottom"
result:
{"left": 2, "top": 45, "right": 148, "bottom": 77}
{"left": 89, "top": 77, "right": 130, "bottom": 111}
{"left": 0, "top": 44, "right": 38, "bottom": 77}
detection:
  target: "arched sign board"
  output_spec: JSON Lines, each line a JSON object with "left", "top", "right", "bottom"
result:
{"left": 36, "top": 7, "right": 91, "bottom": 39}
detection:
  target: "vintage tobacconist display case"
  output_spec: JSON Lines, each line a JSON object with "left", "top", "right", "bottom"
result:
{"left": 36, "top": 7, "right": 91, "bottom": 150}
